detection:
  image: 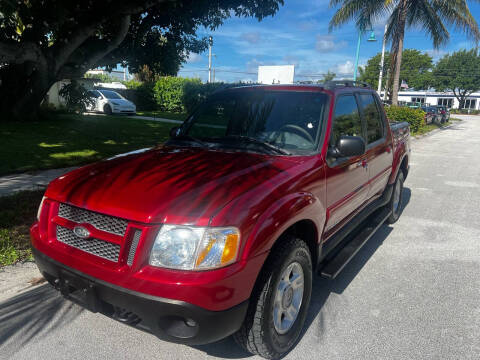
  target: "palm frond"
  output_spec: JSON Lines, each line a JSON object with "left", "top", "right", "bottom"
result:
{"left": 407, "top": 0, "right": 450, "bottom": 48}
{"left": 432, "top": 0, "right": 480, "bottom": 43}
{"left": 329, "top": 0, "right": 388, "bottom": 32}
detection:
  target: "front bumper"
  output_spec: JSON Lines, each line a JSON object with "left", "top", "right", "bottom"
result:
{"left": 33, "top": 248, "right": 248, "bottom": 345}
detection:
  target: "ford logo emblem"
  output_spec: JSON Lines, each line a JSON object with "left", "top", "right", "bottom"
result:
{"left": 73, "top": 226, "right": 90, "bottom": 239}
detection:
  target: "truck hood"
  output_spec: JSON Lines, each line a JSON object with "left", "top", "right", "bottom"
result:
{"left": 45, "top": 146, "right": 300, "bottom": 225}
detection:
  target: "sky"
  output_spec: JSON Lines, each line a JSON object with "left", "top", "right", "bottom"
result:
{"left": 178, "top": 0, "right": 480, "bottom": 83}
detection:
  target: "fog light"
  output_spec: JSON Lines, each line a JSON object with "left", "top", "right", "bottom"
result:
{"left": 185, "top": 318, "right": 197, "bottom": 327}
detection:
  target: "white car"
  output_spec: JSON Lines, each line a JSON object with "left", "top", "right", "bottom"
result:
{"left": 86, "top": 89, "right": 136, "bottom": 115}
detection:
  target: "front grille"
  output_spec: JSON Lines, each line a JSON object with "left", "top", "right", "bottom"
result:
{"left": 56, "top": 225, "right": 120, "bottom": 262}
{"left": 58, "top": 203, "right": 128, "bottom": 236}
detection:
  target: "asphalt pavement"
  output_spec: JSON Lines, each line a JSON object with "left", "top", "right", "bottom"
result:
{"left": 1, "top": 115, "right": 479, "bottom": 359}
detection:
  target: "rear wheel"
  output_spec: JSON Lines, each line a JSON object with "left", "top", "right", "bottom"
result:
{"left": 103, "top": 104, "right": 112, "bottom": 115}
{"left": 386, "top": 171, "right": 404, "bottom": 224}
{"left": 234, "top": 236, "right": 312, "bottom": 359}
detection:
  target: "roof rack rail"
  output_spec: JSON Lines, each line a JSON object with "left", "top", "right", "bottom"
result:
{"left": 295, "top": 80, "right": 316, "bottom": 85}
{"left": 323, "top": 80, "right": 372, "bottom": 89}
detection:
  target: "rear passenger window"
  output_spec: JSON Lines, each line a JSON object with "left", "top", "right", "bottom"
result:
{"left": 330, "top": 95, "right": 363, "bottom": 146}
{"left": 359, "top": 94, "right": 384, "bottom": 143}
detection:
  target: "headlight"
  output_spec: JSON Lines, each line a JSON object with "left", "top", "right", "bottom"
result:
{"left": 149, "top": 225, "right": 240, "bottom": 271}
{"left": 37, "top": 196, "right": 46, "bottom": 220}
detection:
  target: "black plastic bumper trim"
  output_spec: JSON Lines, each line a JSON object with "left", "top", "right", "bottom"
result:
{"left": 32, "top": 248, "right": 248, "bottom": 345}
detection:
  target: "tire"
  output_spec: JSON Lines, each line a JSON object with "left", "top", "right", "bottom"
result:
{"left": 234, "top": 236, "right": 312, "bottom": 359}
{"left": 103, "top": 104, "right": 113, "bottom": 115}
{"left": 386, "top": 170, "right": 405, "bottom": 224}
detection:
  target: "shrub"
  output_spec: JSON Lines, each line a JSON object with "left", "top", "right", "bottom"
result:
{"left": 182, "top": 82, "right": 227, "bottom": 113}
{"left": 117, "top": 81, "right": 156, "bottom": 111}
{"left": 123, "top": 79, "right": 143, "bottom": 89}
{"left": 153, "top": 77, "right": 201, "bottom": 112}
{"left": 58, "top": 80, "right": 94, "bottom": 113}
{"left": 385, "top": 105, "right": 425, "bottom": 133}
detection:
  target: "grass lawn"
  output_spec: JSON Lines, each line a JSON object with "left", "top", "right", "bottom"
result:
{"left": 136, "top": 110, "right": 187, "bottom": 121}
{"left": 0, "top": 113, "right": 176, "bottom": 175}
{"left": 0, "top": 190, "right": 44, "bottom": 266}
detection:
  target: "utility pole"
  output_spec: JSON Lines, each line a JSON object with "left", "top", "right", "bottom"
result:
{"left": 378, "top": 24, "right": 388, "bottom": 99}
{"left": 208, "top": 36, "right": 213, "bottom": 83}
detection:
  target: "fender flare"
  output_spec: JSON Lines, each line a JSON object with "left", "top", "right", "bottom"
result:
{"left": 240, "top": 192, "right": 325, "bottom": 261}
{"left": 389, "top": 148, "right": 409, "bottom": 184}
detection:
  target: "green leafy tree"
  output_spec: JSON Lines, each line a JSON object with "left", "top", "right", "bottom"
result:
{"left": 329, "top": 0, "right": 480, "bottom": 105}
{"left": 359, "top": 49, "right": 434, "bottom": 90}
{"left": 84, "top": 73, "right": 117, "bottom": 83}
{"left": 322, "top": 71, "right": 336, "bottom": 82}
{"left": 134, "top": 65, "right": 157, "bottom": 83}
{"left": 0, "top": 0, "right": 283, "bottom": 120}
{"left": 434, "top": 49, "right": 480, "bottom": 108}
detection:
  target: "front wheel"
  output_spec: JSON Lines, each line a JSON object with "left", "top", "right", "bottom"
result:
{"left": 386, "top": 171, "right": 404, "bottom": 224}
{"left": 234, "top": 236, "right": 312, "bottom": 359}
{"left": 103, "top": 104, "right": 113, "bottom": 115}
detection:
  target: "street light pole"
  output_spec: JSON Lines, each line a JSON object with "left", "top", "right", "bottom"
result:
{"left": 378, "top": 24, "right": 388, "bottom": 99}
{"left": 353, "top": 32, "right": 362, "bottom": 81}
{"left": 208, "top": 36, "right": 213, "bottom": 83}
{"left": 353, "top": 29, "right": 376, "bottom": 82}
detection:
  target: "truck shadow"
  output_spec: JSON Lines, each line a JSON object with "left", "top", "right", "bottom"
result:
{"left": 195, "top": 187, "right": 411, "bottom": 359}
{"left": 0, "top": 283, "right": 83, "bottom": 351}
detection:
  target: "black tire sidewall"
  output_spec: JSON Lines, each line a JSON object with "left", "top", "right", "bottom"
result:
{"left": 104, "top": 104, "right": 112, "bottom": 115}
{"left": 264, "top": 243, "right": 312, "bottom": 355}
{"left": 389, "top": 171, "right": 404, "bottom": 222}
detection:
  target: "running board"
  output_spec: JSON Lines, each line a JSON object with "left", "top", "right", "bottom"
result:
{"left": 320, "top": 208, "right": 392, "bottom": 279}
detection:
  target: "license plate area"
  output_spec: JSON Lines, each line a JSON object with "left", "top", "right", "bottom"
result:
{"left": 59, "top": 270, "right": 100, "bottom": 312}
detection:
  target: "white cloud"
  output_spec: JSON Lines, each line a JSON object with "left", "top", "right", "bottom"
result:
{"left": 316, "top": 35, "right": 347, "bottom": 52}
{"left": 336, "top": 61, "right": 354, "bottom": 75}
{"left": 187, "top": 53, "right": 202, "bottom": 63}
{"left": 241, "top": 32, "right": 261, "bottom": 44}
{"left": 246, "top": 58, "right": 264, "bottom": 73}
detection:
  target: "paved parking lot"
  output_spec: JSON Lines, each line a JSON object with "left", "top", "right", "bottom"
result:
{"left": 1, "top": 116, "right": 479, "bottom": 359}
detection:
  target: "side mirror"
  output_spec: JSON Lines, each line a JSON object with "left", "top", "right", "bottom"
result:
{"left": 169, "top": 126, "right": 181, "bottom": 138}
{"left": 328, "top": 135, "right": 365, "bottom": 158}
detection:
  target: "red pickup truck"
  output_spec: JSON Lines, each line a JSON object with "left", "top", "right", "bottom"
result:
{"left": 31, "top": 82, "right": 410, "bottom": 359}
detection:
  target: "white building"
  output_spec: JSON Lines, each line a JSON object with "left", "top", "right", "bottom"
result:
{"left": 86, "top": 68, "right": 130, "bottom": 81}
{"left": 258, "top": 65, "right": 295, "bottom": 84}
{"left": 380, "top": 90, "right": 480, "bottom": 110}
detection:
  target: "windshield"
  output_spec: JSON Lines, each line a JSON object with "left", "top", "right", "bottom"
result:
{"left": 99, "top": 90, "right": 123, "bottom": 99}
{"left": 175, "top": 89, "right": 328, "bottom": 155}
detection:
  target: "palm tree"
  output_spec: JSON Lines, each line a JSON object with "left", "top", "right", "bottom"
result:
{"left": 329, "top": 0, "right": 480, "bottom": 105}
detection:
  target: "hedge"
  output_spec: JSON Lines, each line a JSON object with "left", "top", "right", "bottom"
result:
{"left": 119, "top": 77, "right": 247, "bottom": 113}
{"left": 385, "top": 105, "right": 425, "bottom": 133}
{"left": 115, "top": 81, "right": 156, "bottom": 111}
{"left": 152, "top": 77, "right": 197, "bottom": 112}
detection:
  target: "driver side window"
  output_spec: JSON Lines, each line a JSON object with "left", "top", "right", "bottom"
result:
{"left": 330, "top": 95, "right": 363, "bottom": 146}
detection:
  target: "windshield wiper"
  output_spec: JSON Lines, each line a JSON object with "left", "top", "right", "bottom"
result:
{"left": 216, "top": 135, "right": 290, "bottom": 155}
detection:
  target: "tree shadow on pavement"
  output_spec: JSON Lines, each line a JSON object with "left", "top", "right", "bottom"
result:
{"left": 0, "top": 283, "right": 83, "bottom": 352}
{"left": 195, "top": 188, "right": 411, "bottom": 359}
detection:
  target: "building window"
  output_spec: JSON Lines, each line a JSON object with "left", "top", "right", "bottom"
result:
{"left": 411, "top": 97, "right": 425, "bottom": 104}
{"left": 463, "top": 99, "right": 477, "bottom": 109}
{"left": 437, "top": 98, "right": 453, "bottom": 108}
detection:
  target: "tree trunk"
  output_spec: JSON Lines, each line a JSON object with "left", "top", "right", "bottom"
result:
{"left": 391, "top": 0, "right": 408, "bottom": 106}
{"left": 0, "top": 61, "right": 53, "bottom": 121}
